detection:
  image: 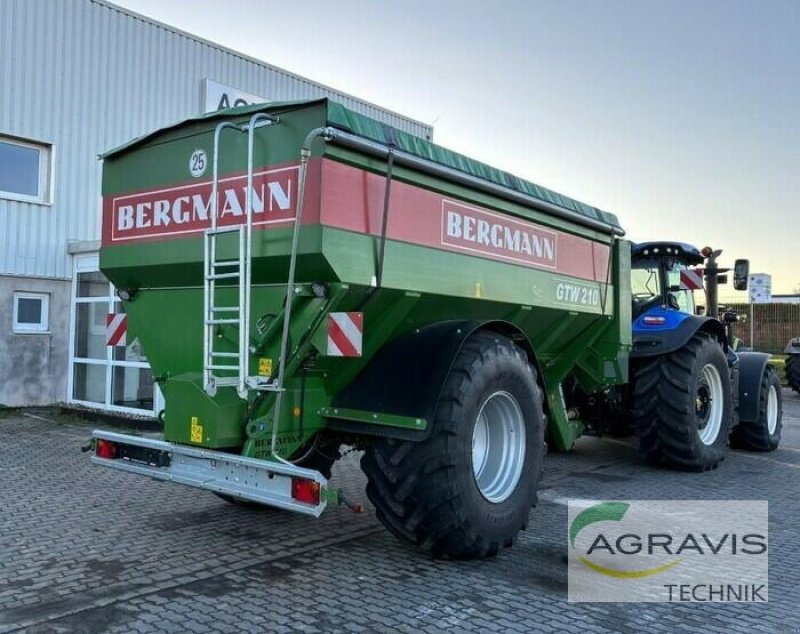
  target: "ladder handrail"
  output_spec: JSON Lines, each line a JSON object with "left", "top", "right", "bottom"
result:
{"left": 241, "top": 114, "right": 279, "bottom": 397}
{"left": 204, "top": 121, "right": 243, "bottom": 396}
{"left": 210, "top": 122, "right": 242, "bottom": 230}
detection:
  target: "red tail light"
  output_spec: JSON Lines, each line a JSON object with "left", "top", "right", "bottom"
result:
{"left": 96, "top": 439, "right": 118, "bottom": 459}
{"left": 291, "top": 478, "right": 320, "bottom": 505}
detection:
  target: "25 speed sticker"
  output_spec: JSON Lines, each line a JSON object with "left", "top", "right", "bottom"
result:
{"left": 554, "top": 280, "right": 602, "bottom": 307}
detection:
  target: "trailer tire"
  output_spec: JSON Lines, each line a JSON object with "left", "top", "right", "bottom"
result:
{"left": 786, "top": 355, "right": 800, "bottom": 392}
{"left": 634, "top": 332, "right": 731, "bottom": 471}
{"left": 360, "top": 332, "right": 545, "bottom": 559}
{"left": 731, "top": 366, "right": 782, "bottom": 451}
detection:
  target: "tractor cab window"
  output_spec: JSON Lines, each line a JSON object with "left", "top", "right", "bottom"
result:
{"left": 631, "top": 267, "right": 660, "bottom": 299}
{"left": 630, "top": 266, "right": 662, "bottom": 317}
{"left": 666, "top": 262, "right": 696, "bottom": 314}
{"left": 631, "top": 258, "right": 696, "bottom": 316}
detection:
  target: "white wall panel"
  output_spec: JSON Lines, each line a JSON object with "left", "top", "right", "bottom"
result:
{"left": 0, "top": 0, "right": 432, "bottom": 279}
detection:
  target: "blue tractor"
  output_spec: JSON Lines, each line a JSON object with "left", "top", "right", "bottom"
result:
{"left": 615, "top": 242, "right": 782, "bottom": 470}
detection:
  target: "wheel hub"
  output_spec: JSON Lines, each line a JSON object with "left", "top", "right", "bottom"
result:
{"left": 696, "top": 385, "right": 712, "bottom": 424}
{"left": 696, "top": 363, "right": 724, "bottom": 446}
{"left": 471, "top": 391, "right": 526, "bottom": 503}
{"left": 767, "top": 384, "right": 779, "bottom": 435}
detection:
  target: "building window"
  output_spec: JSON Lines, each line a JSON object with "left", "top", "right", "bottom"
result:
{"left": 68, "top": 254, "right": 162, "bottom": 416}
{"left": 13, "top": 292, "right": 50, "bottom": 333}
{"left": 0, "top": 135, "right": 53, "bottom": 204}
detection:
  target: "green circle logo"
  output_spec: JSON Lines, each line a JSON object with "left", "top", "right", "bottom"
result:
{"left": 570, "top": 502, "right": 681, "bottom": 578}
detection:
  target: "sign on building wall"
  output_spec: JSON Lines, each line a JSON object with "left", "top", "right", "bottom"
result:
{"left": 202, "top": 78, "right": 269, "bottom": 113}
{"left": 749, "top": 273, "right": 772, "bottom": 304}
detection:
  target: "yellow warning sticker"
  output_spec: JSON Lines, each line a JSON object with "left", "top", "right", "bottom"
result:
{"left": 258, "top": 358, "right": 273, "bottom": 377}
{"left": 190, "top": 416, "right": 203, "bottom": 443}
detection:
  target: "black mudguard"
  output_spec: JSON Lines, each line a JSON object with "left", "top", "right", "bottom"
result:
{"left": 736, "top": 351, "right": 771, "bottom": 423}
{"left": 329, "top": 320, "right": 526, "bottom": 441}
{"left": 631, "top": 315, "right": 726, "bottom": 359}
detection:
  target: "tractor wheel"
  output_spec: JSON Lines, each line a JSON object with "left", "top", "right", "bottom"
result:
{"left": 634, "top": 332, "right": 731, "bottom": 471}
{"left": 731, "top": 366, "right": 782, "bottom": 451}
{"left": 360, "top": 332, "right": 545, "bottom": 559}
{"left": 785, "top": 355, "right": 800, "bottom": 392}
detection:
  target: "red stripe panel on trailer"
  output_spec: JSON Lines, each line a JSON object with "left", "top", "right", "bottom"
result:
{"left": 102, "top": 165, "right": 301, "bottom": 244}
{"left": 327, "top": 312, "right": 363, "bottom": 357}
{"left": 102, "top": 157, "right": 609, "bottom": 282}
{"left": 106, "top": 313, "right": 127, "bottom": 346}
{"left": 317, "top": 159, "right": 610, "bottom": 283}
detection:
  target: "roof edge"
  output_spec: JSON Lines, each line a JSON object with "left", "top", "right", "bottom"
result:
{"left": 91, "top": 0, "right": 431, "bottom": 133}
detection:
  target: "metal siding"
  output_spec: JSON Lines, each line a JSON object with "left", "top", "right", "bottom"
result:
{"left": 0, "top": 0, "right": 431, "bottom": 279}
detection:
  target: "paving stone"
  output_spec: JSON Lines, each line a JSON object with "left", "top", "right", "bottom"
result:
{"left": 1, "top": 394, "right": 799, "bottom": 633}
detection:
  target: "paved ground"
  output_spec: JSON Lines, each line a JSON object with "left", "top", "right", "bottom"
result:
{"left": 1, "top": 392, "right": 799, "bottom": 634}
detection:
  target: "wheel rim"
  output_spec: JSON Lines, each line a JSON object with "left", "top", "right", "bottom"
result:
{"left": 767, "top": 384, "right": 779, "bottom": 435}
{"left": 471, "top": 391, "right": 526, "bottom": 503}
{"left": 696, "top": 363, "right": 724, "bottom": 446}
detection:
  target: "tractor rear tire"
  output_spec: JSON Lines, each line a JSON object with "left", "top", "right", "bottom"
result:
{"left": 634, "top": 332, "right": 731, "bottom": 471}
{"left": 360, "top": 332, "right": 545, "bottom": 559}
{"left": 785, "top": 355, "right": 800, "bottom": 392}
{"left": 731, "top": 366, "right": 782, "bottom": 451}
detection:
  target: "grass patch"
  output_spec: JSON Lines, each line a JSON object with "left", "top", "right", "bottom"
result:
{"left": 770, "top": 355, "right": 787, "bottom": 384}
{"left": 0, "top": 405, "right": 19, "bottom": 419}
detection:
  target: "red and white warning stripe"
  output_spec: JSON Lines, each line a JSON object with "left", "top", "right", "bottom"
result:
{"left": 680, "top": 268, "right": 704, "bottom": 291}
{"left": 106, "top": 313, "right": 128, "bottom": 346}
{"left": 327, "top": 312, "right": 363, "bottom": 357}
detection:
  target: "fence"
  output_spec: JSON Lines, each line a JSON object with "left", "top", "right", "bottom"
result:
{"left": 720, "top": 302, "right": 800, "bottom": 354}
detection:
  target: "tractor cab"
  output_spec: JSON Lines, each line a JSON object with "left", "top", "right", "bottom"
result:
{"left": 629, "top": 241, "right": 751, "bottom": 357}
{"left": 630, "top": 241, "right": 705, "bottom": 320}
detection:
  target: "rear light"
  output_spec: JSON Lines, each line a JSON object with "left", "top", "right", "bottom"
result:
{"left": 291, "top": 477, "right": 320, "bottom": 505}
{"left": 642, "top": 316, "right": 667, "bottom": 325}
{"left": 96, "top": 439, "right": 118, "bottom": 459}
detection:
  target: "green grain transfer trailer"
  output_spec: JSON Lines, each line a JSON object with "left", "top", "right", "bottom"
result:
{"left": 91, "top": 99, "right": 781, "bottom": 558}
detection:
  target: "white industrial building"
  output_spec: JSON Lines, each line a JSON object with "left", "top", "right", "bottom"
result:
{"left": 0, "top": 0, "right": 431, "bottom": 415}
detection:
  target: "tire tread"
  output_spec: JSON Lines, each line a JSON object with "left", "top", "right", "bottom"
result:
{"left": 633, "top": 333, "right": 730, "bottom": 471}
{"left": 360, "top": 332, "right": 544, "bottom": 559}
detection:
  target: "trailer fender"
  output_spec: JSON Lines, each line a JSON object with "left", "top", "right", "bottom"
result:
{"left": 328, "top": 320, "right": 534, "bottom": 441}
{"left": 736, "top": 352, "right": 771, "bottom": 423}
{"left": 631, "top": 313, "right": 726, "bottom": 359}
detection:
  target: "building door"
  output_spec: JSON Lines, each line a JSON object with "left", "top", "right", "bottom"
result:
{"left": 68, "top": 254, "right": 163, "bottom": 416}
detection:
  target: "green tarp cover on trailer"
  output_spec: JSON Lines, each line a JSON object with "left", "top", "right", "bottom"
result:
{"left": 102, "top": 98, "right": 623, "bottom": 234}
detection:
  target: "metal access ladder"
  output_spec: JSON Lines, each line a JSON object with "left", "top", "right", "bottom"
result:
{"left": 202, "top": 114, "right": 279, "bottom": 399}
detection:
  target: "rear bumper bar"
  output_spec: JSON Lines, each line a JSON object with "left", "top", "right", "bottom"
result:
{"left": 90, "top": 430, "right": 328, "bottom": 517}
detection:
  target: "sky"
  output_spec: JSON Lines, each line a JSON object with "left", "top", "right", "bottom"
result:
{"left": 115, "top": 0, "right": 800, "bottom": 294}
